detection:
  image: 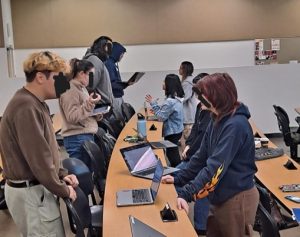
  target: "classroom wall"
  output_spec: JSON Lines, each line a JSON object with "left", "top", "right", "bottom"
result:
{"left": 10, "top": 0, "right": 300, "bottom": 48}
{"left": 1, "top": 41, "right": 300, "bottom": 134}
{"left": 0, "top": 2, "right": 4, "bottom": 47}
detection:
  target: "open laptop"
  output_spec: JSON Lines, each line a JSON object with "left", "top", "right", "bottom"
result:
{"left": 116, "top": 159, "right": 164, "bottom": 207}
{"left": 120, "top": 143, "right": 179, "bottom": 180}
{"left": 129, "top": 215, "right": 166, "bottom": 237}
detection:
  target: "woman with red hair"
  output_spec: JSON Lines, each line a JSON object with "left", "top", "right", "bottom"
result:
{"left": 162, "top": 73, "right": 259, "bottom": 237}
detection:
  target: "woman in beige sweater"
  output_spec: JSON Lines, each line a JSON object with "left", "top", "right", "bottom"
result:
{"left": 59, "top": 58, "right": 101, "bottom": 166}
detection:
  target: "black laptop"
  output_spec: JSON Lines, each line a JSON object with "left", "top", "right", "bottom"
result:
{"left": 120, "top": 143, "right": 179, "bottom": 180}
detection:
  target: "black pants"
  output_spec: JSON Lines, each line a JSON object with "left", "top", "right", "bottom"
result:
{"left": 164, "top": 132, "right": 182, "bottom": 167}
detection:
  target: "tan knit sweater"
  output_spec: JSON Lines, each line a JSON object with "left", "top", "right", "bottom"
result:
{"left": 59, "top": 80, "right": 99, "bottom": 137}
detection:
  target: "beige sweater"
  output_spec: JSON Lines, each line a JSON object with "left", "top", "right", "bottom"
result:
{"left": 59, "top": 80, "right": 99, "bottom": 137}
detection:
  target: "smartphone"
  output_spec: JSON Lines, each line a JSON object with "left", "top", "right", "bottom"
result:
{"left": 285, "top": 195, "right": 300, "bottom": 203}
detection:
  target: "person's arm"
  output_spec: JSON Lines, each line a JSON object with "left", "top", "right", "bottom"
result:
{"left": 87, "top": 56, "right": 112, "bottom": 105}
{"left": 177, "top": 123, "right": 245, "bottom": 202}
{"left": 105, "top": 61, "right": 128, "bottom": 91}
{"left": 173, "top": 132, "right": 209, "bottom": 186}
{"left": 182, "top": 81, "right": 194, "bottom": 103}
{"left": 15, "top": 108, "right": 69, "bottom": 198}
{"left": 59, "top": 89, "right": 96, "bottom": 124}
{"left": 150, "top": 98, "right": 175, "bottom": 122}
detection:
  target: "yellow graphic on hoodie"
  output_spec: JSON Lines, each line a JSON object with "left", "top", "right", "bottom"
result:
{"left": 193, "top": 163, "right": 224, "bottom": 200}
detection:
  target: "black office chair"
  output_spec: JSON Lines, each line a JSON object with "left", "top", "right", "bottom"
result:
{"left": 82, "top": 141, "right": 107, "bottom": 201}
{"left": 121, "top": 102, "right": 135, "bottom": 122}
{"left": 273, "top": 105, "right": 300, "bottom": 161}
{"left": 256, "top": 203, "right": 281, "bottom": 237}
{"left": 64, "top": 186, "right": 103, "bottom": 237}
{"left": 62, "top": 158, "right": 97, "bottom": 205}
{"left": 94, "top": 128, "right": 115, "bottom": 169}
{"left": 98, "top": 117, "right": 124, "bottom": 139}
{"left": 255, "top": 183, "right": 298, "bottom": 230}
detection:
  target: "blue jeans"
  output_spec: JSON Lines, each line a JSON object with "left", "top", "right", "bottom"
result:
{"left": 176, "top": 160, "right": 209, "bottom": 231}
{"left": 63, "top": 133, "right": 94, "bottom": 168}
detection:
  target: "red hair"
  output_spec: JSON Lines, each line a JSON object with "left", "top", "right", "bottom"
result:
{"left": 197, "top": 73, "right": 240, "bottom": 121}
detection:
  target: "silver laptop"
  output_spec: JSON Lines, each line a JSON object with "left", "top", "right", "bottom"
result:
{"left": 129, "top": 215, "right": 166, "bottom": 237}
{"left": 120, "top": 143, "right": 179, "bottom": 180}
{"left": 116, "top": 159, "right": 164, "bottom": 207}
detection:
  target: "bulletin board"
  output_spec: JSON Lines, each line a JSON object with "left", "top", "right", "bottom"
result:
{"left": 255, "top": 37, "right": 300, "bottom": 65}
{"left": 9, "top": 0, "right": 300, "bottom": 49}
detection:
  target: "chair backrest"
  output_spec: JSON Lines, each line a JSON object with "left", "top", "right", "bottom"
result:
{"left": 64, "top": 198, "right": 86, "bottom": 237}
{"left": 62, "top": 158, "right": 96, "bottom": 205}
{"left": 257, "top": 203, "right": 281, "bottom": 237}
{"left": 64, "top": 187, "right": 91, "bottom": 237}
{"left": 94, "top": 128, "right": 115, "bottom": 168}
{"left": 273, "top": 105, "right": 293, "bottom": 146}
{"left": 98, "top": 117, "right": 124, "bottom": 139}
{"left": 121, "top": 102, "right": 135, "bottom": 122}
{"left": 82, "top": 140, "right": 107, "bottom": 199}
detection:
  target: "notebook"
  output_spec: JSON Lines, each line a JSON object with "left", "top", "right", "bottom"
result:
{"left": 120, "top": 143, "right": 179, "bottom": 179}
{"left": 127, "top": 72, "right": 145, "bottom": 84}
{"left": 116, "top": 159, "right": 164, "bottom": 207}
{"left": 89, "top": 105, "right": 111, "bottom": 116}
{"left": 129, "top": 215, "right": 166, "bottom": 237}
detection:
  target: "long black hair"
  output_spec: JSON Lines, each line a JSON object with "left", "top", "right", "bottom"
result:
{"left": 70, "top": 58, "right": 94, "bottom": 80}
{"left": 164, "top": 74, "right": 184, "bottom": 98}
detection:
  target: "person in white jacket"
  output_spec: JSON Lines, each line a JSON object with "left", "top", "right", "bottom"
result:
{"left": 179, "top": 61, "right": 198, "bottom": 150}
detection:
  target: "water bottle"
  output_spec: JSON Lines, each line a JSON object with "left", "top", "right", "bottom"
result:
{"left": 137, "top": 113, "right": 147, "bottom": 140}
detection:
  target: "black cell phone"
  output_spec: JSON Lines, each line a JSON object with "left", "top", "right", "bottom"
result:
{"left": 285, "top": 195, "right": 300, "bottom": 203}
{"left": 192, "top": 87, "right": 211, "bottom": 108}
{"left": 160, "top": 203, "right": 178, "bottom": 222}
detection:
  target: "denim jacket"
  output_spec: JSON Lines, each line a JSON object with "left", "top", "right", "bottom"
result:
{"left": 150, "top": 97, "right": 184, "bottom": 137}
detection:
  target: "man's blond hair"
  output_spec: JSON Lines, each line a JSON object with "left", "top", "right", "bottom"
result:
{"left": 23, "top": 51, "right": 70, "bottom": 82}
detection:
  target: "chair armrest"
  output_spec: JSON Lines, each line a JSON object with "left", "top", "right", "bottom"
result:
{"left": 63, "top": 198, "right": 85, "bottom": 237}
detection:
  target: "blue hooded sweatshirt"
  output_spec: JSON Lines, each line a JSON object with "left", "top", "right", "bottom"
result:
{"left": 105, "top": 42, "right": 127, "bottom": 98}
{"left": 173, "top": 103, "right": 257, "bottom": 205}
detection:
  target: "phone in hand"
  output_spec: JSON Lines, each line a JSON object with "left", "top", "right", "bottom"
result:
{"left": 285, "top": 195, "right": 300, "bottom": 203}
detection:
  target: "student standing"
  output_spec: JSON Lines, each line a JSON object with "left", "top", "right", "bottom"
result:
{"left": 145, "top": 74, "right": 184, "bottom": 167}
{"left": 105, "top": 42, "right": 133, "bottom": 115}
{"left": 59, "top": 58, "right": 101, "bottom": 165}
{"left": 179, "top": 61, "right": 198, "bottom": 149}
{"left": 178, "top": 73, "right": 211, "bottom": 235}
{"left": 162, "top": 73, "right": 259, "bottom": 237}
{"left": 84, "top": 36, "right": 123, "bottom": 120}
{"left": 0, "top": 51, "right": 78, "bottom": 236}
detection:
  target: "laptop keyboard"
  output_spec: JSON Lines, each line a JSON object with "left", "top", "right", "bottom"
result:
{"left": 136, "top": 169, "right": 155, "bottom": 176}
{"left": 255, "top": 147, "right": 284, "bottom": 161}
{"left": 132, "top": 189, "right": 152, "bottom": 203}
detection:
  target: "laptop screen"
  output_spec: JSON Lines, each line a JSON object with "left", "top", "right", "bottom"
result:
{"left": 150, "top": 159, "right": 164, "bottom": 200}
{"left": 121, "top": 144, "right": 158, "bottom": 172}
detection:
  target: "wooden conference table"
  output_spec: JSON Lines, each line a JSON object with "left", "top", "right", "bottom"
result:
{"left": 251, "top": 120, "right": 300, "bottom": 213}
{"left": 103, "top": 114, "right": 197, "bottom": 236}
